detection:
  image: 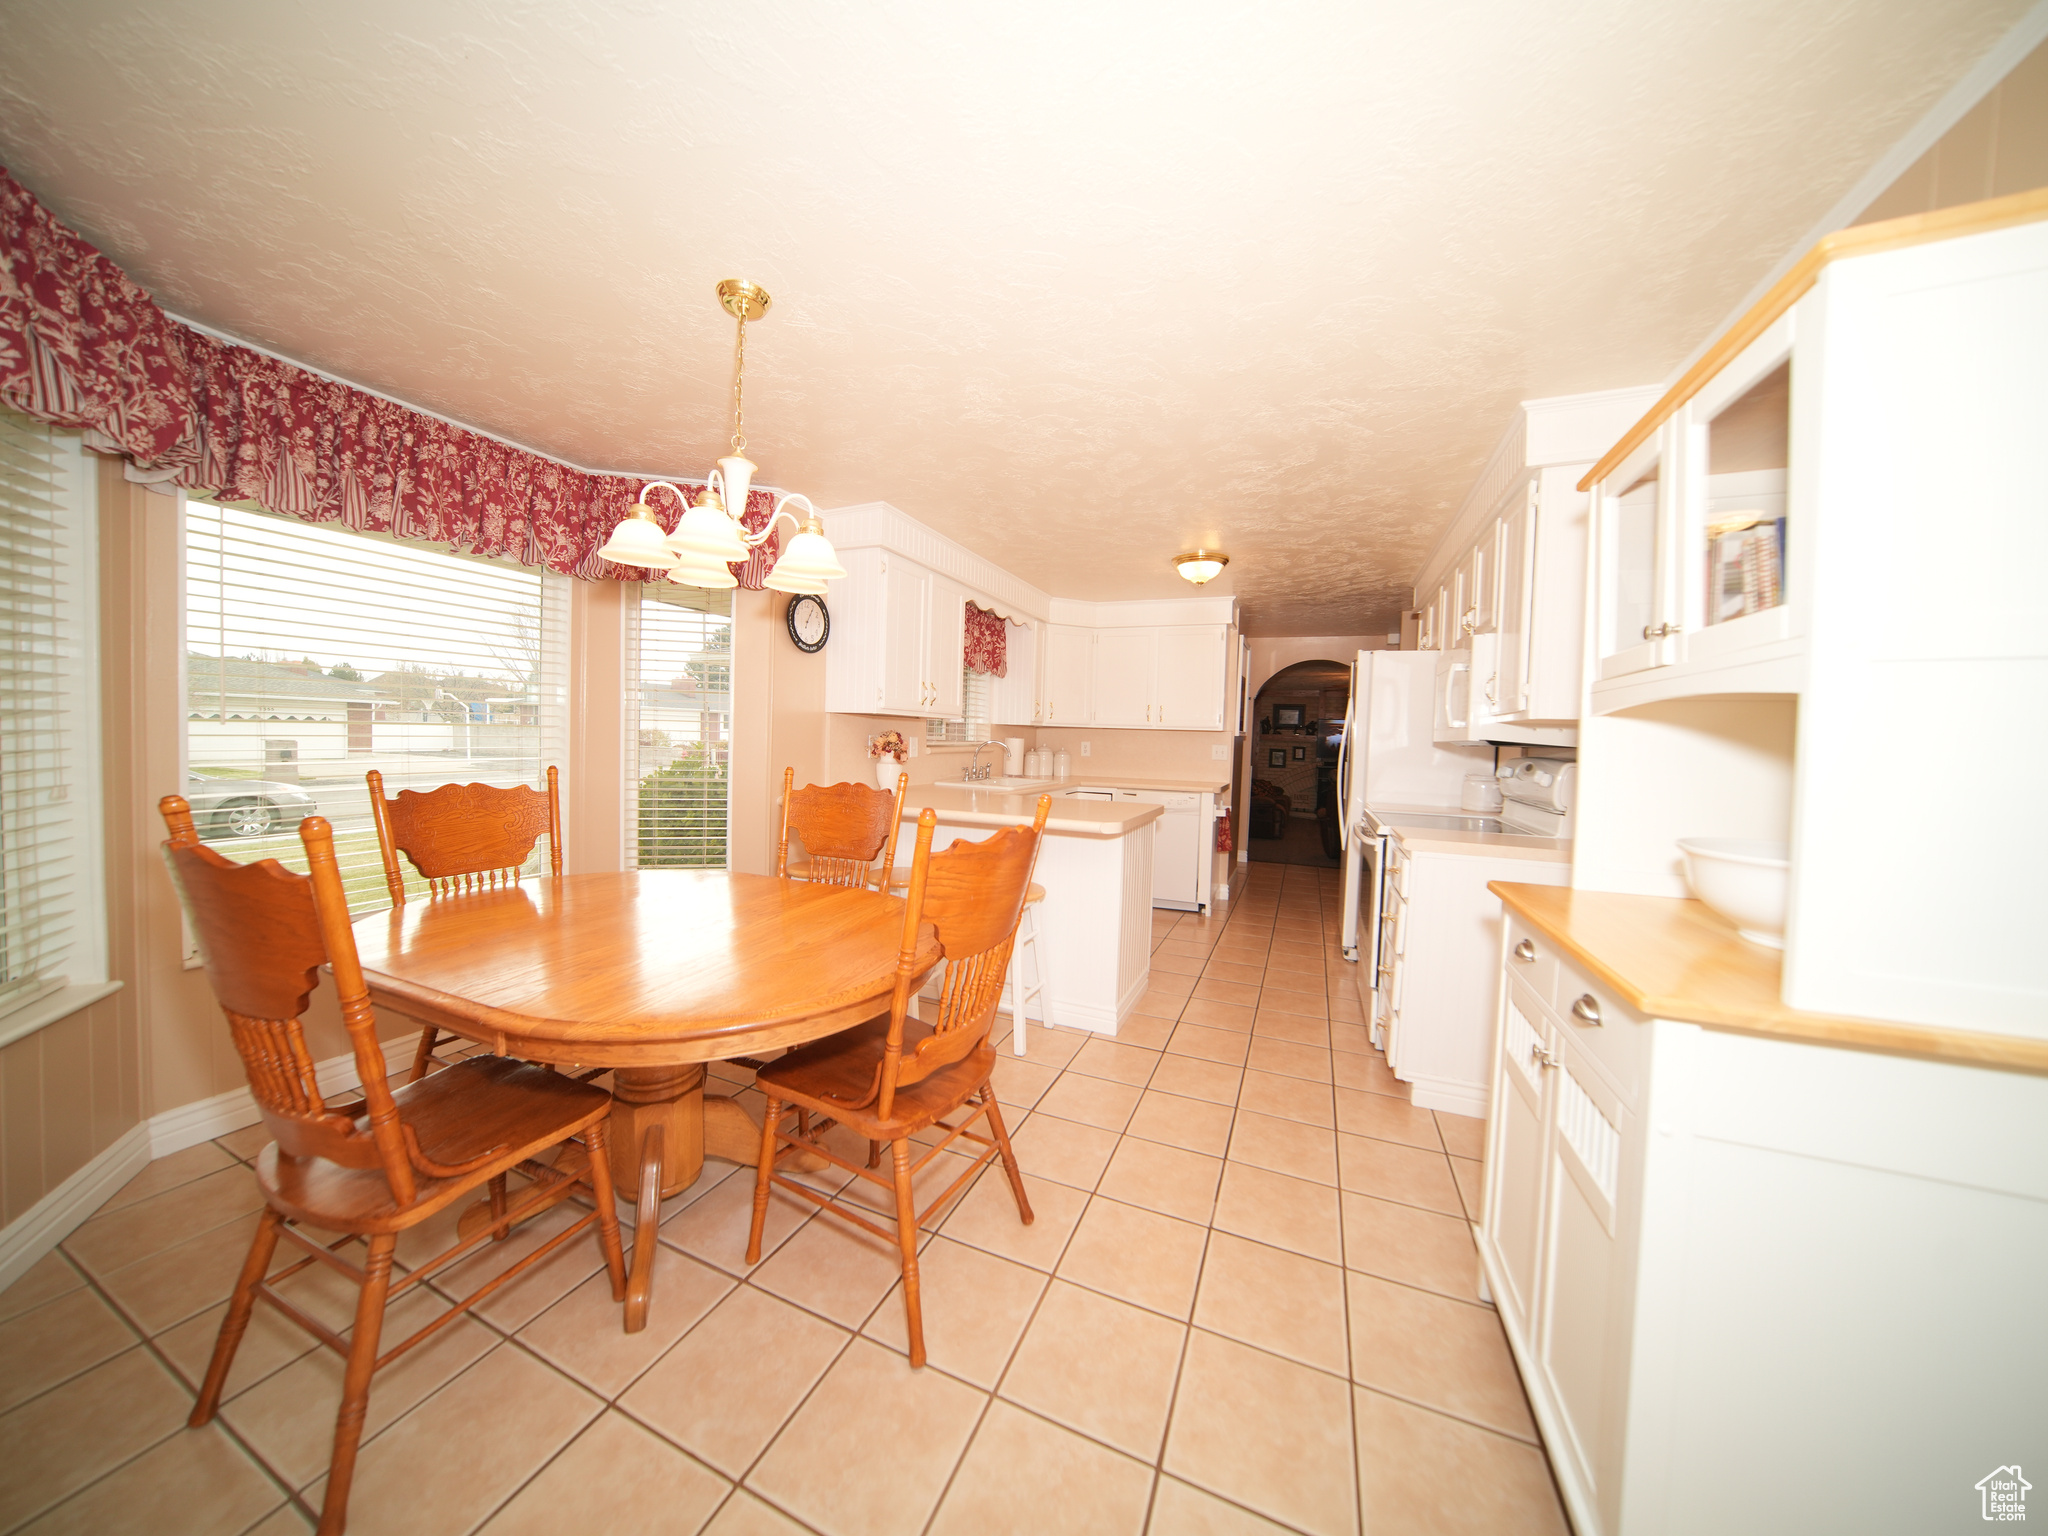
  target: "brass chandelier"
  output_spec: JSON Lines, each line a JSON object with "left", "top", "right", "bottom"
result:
{"left": 598, "top": 280, "right": 846, "bottom": 593}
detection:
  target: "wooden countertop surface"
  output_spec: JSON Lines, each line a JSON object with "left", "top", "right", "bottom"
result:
{"left": 1490, "top": 883, "right": 2048, "bottom": 1077}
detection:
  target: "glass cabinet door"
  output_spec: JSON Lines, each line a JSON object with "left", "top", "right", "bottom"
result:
{"left": 1596, "top": 437, "right": 1671, "bottom": 679}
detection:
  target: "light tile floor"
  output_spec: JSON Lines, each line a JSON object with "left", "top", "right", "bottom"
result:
{"left": 0, "top": 862, "right": 1569, "bottom": 1536}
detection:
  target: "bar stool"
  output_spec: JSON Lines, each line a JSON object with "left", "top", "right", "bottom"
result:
{"left": 1002, "top": 883, "right": 1053, "bottom": 1056}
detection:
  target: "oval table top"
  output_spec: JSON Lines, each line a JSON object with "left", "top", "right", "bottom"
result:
{"left": 350, "top": 870, "right": 937, "bottom": 1068}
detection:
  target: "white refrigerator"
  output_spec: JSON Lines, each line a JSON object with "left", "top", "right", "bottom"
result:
{"left": 1335, "top": 651, "right": 1491, "bottom": 958}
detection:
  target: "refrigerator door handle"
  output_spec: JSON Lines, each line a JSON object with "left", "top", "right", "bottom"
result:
{"left": 1336, "top": 661, "right": 1355, "bottom": 851}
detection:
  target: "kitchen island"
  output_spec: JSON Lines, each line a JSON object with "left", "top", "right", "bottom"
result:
{"left": 899, "top": 784, "right": 1163, "bottom": 1033}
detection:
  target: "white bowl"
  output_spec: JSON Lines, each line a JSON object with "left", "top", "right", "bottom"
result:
{"left": 1676, "top": 837, "right": 1789, "bottom": 949}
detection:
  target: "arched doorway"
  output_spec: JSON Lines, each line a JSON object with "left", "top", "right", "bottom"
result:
{"left": 1248, "top": 658, "right": 1348, "bottom": 867}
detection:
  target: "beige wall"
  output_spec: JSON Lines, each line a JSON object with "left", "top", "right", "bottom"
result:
{"left": 0, "top": 992, "right": 131, "bottom": 1226}
{"left": 1855, "top": 36, "right": 2048, "bottom": 225}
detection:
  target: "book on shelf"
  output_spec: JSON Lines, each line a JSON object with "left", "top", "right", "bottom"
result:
{"left": 1706, "top": 513, "right": 1785, "bottom": 624}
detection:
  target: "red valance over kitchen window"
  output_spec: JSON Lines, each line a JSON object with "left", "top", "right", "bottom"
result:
{"left": 964, "top": 602, "right": 1009, "bottom": 677}
{"left": 0, "top": 165, "right": 777, "bottom": 583}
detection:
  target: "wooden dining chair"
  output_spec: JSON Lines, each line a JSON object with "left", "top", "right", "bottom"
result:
{"left": 746, "top": 795, "right": 1052, "bottom": 1367}
{"left": 159, "top": 795, "right": 625, "bottom": 1536}
{"left": 366, "top": 766, "right": 562, "bottom": 1081}
{"left": 774, "top": 765, "right": 909, "bottom": 891}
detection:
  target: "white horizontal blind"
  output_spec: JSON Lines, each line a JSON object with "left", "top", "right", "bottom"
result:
{"left": 626, "top": 585, "right": 731, "bottom": 868}
{"left": 928, "top": 667, "right": 991, "bottom": 743}
{"left": 0, "top": 408, "right": 101, "bottom": 1015}
{"left": 184, "top": 497, "right": 569, "bottom": 915}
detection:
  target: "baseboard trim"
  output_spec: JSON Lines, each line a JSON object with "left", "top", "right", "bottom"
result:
{"left": 0, "top": 1121, "right": 152, "bottom": 1293}
{"left": 2, "top": 1032, "right": 430, "bottom": 1297}
{"left": 1407, "top": 1075, "right": 1490, "bottom": 1119}
{"left": 148, "top": 1031, "right": 424, "bottom": 1158}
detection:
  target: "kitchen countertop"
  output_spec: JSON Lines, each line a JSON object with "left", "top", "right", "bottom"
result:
{"left": 952, "top": 774, "right": 1230, "bottom": 796}
{"left": 1391, "top": 826, "right": 1572, "bottom": 861}
{"left": 900, "top": 784, "right": 1164, "bottom": 838}
{"left": 1368, "top": 803, "right": 1570, "bottom": 861}
{"left": 1490, "top": 882, "right": 2048, "bottom": 1076}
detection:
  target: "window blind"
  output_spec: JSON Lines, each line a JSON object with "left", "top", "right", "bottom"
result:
{"left": 184, "top": 497, "right": 569, "bottom": 916}
{"left": 626, "top": 585, "right": 732, "bottom": 869}
{"left": 0, "top": 407, "right": 102, "bottom": 1016}
{"left": 928, "top": 667, "right": 991, "bottom": 743}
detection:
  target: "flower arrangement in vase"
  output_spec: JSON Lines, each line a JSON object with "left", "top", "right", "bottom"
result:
{"left": 868, "top": 730, "right": 908, "bottom": 790}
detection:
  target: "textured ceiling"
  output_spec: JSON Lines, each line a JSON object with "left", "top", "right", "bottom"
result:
{"left": 0, "top": 0, "right": 2025, "bottom": 633}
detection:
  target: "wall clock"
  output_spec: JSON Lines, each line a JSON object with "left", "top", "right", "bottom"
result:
{"left": 786, "top": 593, "right": 830, "bottom": 653}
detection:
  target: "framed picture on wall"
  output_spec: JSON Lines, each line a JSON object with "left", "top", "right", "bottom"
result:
{"left": 1274, "top": 705, "right": 1304, "bottom": 729}
{"left": 1292, "top": 745, "right": 1306, "bottom": 761}
{"left": 1268, "top": 748, "right": 1287, "bottom": 768}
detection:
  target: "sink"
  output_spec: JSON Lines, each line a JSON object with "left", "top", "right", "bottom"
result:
{"left": 932, "top": 777, "right": 1061, "bottom": 791}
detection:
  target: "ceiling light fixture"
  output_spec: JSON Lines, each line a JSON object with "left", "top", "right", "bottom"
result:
{"left": 1173, "top": 549, "right": 1230, "bottom": 585}
{"left": 598, "top": 280, "right": 846, "bottom": 593}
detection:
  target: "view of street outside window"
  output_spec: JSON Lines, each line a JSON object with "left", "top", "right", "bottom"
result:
{"left": 183, "top": 497, "right": 568, "bottom": 914}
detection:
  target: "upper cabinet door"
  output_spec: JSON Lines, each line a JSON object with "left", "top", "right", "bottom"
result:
{"left": 1463, "top": 534, "right": 1497, "bottom": 637}
{"left": 926, "top": 573, "right": 967, "bottom": 720}
{"left": 1592, "top": 433, "right": 1672, "bottom": 681}
{"left": 1042, "top": 624, "right": 1094, "bottom": 725}
{"left": 878, "top": 555, "right": 930, "bottom": 713}
{"left": 989, "top": 619, "right": 1039, "bottom": 726}
{"left": 1091, "top": 628, "right": 1157, "bottom": 726}
{"left": 1493, "top": 489, "right": 1536, "bottom": 715}
{"left": 1155, "top": 626, "right": 1227, "bottom": 730}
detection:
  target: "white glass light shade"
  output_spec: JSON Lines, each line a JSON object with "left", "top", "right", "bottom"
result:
{"left": 763, "top": 566, "right": 830, "bottom": 595}
{"left": 667, "top": 550, "right": 739, "bottom": 589}
{"left": 1173, "top": 550, "right": 1229, "bottom": 585}
{"left": 666, "top": 495, "right": 749, "bottom": 562}
{"left": 716, "top": 455, "right": 757, "bottom": 523}
{"left": 770, "top": 526, "right": 848, "bottom": 583}
{"left": 596, "top": 507, "right": 679, "bottom": 569}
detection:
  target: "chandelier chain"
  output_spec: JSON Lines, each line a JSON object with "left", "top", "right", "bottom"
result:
{"left": 731, "top": 313, "right": 748, "bottom": 456}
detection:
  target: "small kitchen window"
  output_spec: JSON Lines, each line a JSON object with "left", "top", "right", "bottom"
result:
{"left": 927, "top": 665, "right": 990, "bottom": 744}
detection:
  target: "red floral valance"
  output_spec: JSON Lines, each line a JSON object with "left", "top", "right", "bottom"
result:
{"left": 964, "top": 602, "right": 1013, "bottom": 677}
{"left": 0, "top": 165, "right": 776, "bottom": 584}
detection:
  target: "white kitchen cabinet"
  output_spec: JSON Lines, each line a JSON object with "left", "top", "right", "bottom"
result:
{"left": 1154, "top": 626, "right": 1228, "bottom": 729}
{"left": 1460, "top": 534, "right": 1495, "bottom": 637}
{"left": 1491, "top": 486, "right": 1535, "bottom": 715}
{"left": 823, "top": 547, "right": 967, "bottom": 717}
{"left": 1482, "top": 889, "right": 2048, "bottom": 1536}
{"left": 1041, "top": 624, "right": 1093, "bottom": 725}
{"left": 989, "top": 619, "right": 1039, "bottom": 727}
{"left": 1090, "top": 628, "right": 1155, "bottom": 726}
{"left": 926, "top": 570, "right": 966, "bottom": 719}
{"left": 1375, "top": 834, "right": 1569, "bottom": 1114}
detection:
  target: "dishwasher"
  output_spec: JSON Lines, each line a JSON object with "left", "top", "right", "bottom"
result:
{"left": 1117, "top": 788, "right": 1202, "bottom": 910}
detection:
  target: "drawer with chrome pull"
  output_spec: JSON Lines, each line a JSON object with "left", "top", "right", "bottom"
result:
{"left": 1551, "top": 952, "right": 1647, "bottom": 1104}
{"left": 1503, "top": 916, "right": 1557, "bottom": 1009}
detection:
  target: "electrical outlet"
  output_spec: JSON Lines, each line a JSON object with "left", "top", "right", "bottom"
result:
{"left": 1079, "top": 741, "right": 1091, "bottom": 757}
{"left": 907, "top": 737, "right": 919, "bottom": 756}
{"left": 1211, "top": 743, "right": 1228, "bottom": 759}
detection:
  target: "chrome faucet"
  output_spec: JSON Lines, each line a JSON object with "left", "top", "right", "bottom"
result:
{"left": 964, "top": 742, "right": 997, "bottom": 782}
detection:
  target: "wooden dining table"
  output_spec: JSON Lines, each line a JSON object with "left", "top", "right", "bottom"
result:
{"left": 351, "top": 869, "right": 937, "bottom": 1330}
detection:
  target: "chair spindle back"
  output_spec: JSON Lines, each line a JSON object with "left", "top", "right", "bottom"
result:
{"left": 877, "top": 795, "right": 1051, "bottom": 1119}
{"left": 368, "top": 766, "right": 562, "bottom": 905}
{"left": 775, "top": 766, "right": 908, "bottom": 890}
{"left": 160, "top": 796, "right": 418, "bottom": 1206}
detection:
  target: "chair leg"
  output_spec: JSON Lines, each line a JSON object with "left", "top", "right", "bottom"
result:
{"left": 890, "top": 1138, "right": 927, "bottom": 1369}
{"left": 745, "top": 1097, "right": 781, "bottom": 1266}
{"left": 583, "top": 1121, "right": 628, "bottom": 1304}
{"left": 189, "top": 1207, "right": 284, "bottom": 1427}
{"left": 488, "top": 1173, "right": 510, "bottom": 1241}
{"left": 981, "top": 1087, "right": 1034, "bottom": 1226}
{"left": 317, "top": 1232, "right": 397, "bottom": 1536}
{"left": 867, "top": 1139, "right": 882, "bottom": 1170}
{"left": 407, "top": 1026, "right": 441, "bottom": 1083}
{"left": 1003, "top": 939, "right": 1027, "bottom": 1058}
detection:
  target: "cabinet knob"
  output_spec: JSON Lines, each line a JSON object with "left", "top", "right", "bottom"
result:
{"left": 1530, "top": 1043, "right": 1558, "bottom": 1070}
{"left": 1570, "top": 994, "right": 1602, "bottom": 1026}
{"left": 1641, "top": 622, "right": 1685, "bottom": 640}
{"left": 1513, "top": 939, "right": 1536, "bottom": 962}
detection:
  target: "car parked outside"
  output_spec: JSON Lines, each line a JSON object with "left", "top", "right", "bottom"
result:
{"left": 184, "top": 772, "right": 319, "bottom": 838}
